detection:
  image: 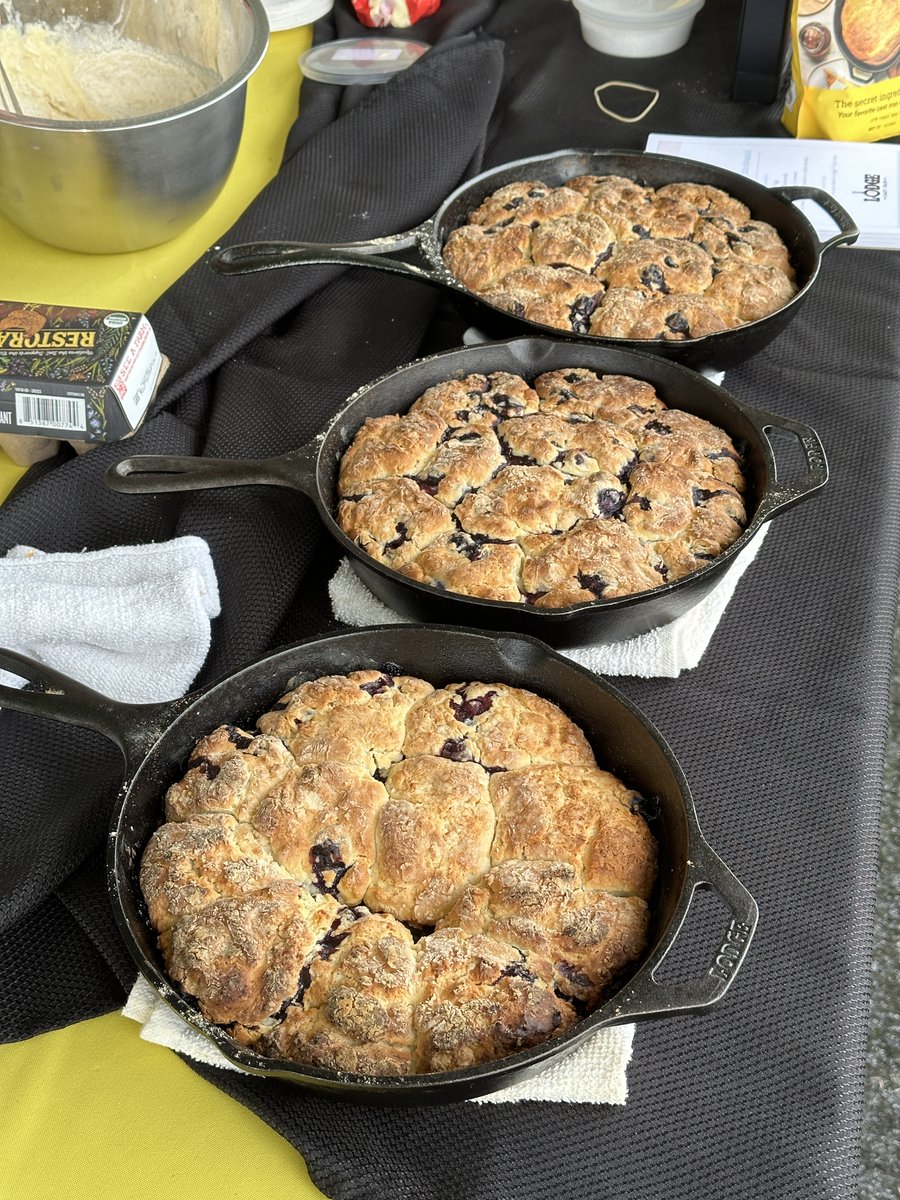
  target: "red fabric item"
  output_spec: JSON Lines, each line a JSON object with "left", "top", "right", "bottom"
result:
{"left": 351, "top": 0, "right": 441, "bottom": 27}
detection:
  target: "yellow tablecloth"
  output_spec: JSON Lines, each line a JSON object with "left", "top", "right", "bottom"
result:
{"left": 0, "top": 27, "right": 329, "bottom": 1200}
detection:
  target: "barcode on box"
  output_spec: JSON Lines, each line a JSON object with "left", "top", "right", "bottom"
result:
{"left": 15, "top": 390, "right": 86, "bottom": 432}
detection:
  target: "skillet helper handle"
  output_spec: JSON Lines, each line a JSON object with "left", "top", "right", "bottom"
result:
{"left": 211, "top": 224, "right": 444, "bottom": 286}
{"left": 0, "top": 647, "right": 178, "bottom": 764}
{"left": 771, "top": 185, "right": 859, "bottom": 254}
{"left": 745, "top": 406, "right": 829, "bottom": 520}
{"left": 612, "top": 837, "right": 758, "bottom": 1022}
{"left": 105, "top": 439, "right": 319, "bottom": 499}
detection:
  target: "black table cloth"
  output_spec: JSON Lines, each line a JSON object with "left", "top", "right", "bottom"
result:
{"left": 2, "top": 2, "right": 898, "bottom": 1198}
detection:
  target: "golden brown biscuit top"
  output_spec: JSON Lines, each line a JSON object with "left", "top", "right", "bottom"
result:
{"left": 337, "top": 368, "right": 748, "bottom": 607}
{"left": 141, "top": 670, "right": 658, "bottom": 1076}
{"left": 442, "top": 173, "right": 796, "bottom": 340}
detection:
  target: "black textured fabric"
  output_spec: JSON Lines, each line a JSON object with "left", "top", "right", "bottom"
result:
{"left": 2, "top": 2, "right": 898, "bottom": 1199}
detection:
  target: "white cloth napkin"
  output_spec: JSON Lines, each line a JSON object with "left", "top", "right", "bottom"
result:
{"left": 122, "top": 974, "right": 635, "bottom": 1104}
{"left": 328, "top": 522, "right": 768, "bottom": 679}
{"left": 0, "top": 537, "right": 221, "bottom": 701}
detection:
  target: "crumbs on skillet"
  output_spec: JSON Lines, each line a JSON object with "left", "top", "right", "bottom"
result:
{"left": 336, "top": 368, "right": 748, "bottom": 607}
{"left": 442, "top": 176, "right": 798, "bottom": 340}
{"left": 140, "top": 674, "right": 657, "bottom": 1075}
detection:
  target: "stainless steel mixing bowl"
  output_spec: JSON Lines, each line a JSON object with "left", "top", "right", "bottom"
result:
{"left": 0, "top": 0, "right": 269, "bottom": 253}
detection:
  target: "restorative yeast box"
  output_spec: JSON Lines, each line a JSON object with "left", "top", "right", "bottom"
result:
{"left": 0, "top": 301, "right": 163, "bottom": 444}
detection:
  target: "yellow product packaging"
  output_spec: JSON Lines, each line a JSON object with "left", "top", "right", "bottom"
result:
{"left": 782, "top": 0, "right": 900, "bottom": 142}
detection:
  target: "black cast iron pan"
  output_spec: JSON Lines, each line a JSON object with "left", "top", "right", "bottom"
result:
{"left": 0, "top": 626, "right": 758, "bottom": 1104}
{"left": 210, "top": 148, "right": 859, "bottom": 371}
{"left": 106, "top": 337, "right": 828, "bottom": 650}
{"left": 833, "top": 0, "right": 900, "bottom": 78}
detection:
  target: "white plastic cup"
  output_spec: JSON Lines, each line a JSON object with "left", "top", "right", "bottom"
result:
{"left": 573, "top": 0, "right": 705, "bottom": 58}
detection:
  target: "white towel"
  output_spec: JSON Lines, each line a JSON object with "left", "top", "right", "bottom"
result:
{"left": 0, "top": 537, "right": 221, "bottom": 701}
{"left": 122, "top": 974, "right": 635, "bottom": 1105}
{"left": 328, "top": 523, "right": 768, "bottom": 679}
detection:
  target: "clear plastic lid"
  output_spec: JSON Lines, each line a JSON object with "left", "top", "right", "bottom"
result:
{"left": 299, "top": 37, "right": 429, "bottom": 85}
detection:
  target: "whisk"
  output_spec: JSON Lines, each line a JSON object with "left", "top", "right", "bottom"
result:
{"left": 0, "top": 4, "right": 22, "bottom": 116}
{"left": 0, "top": 55, "right": 22, "bottom": 115}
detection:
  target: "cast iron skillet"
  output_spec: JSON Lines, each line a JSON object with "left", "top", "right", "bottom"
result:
{"left": 106, "top": 337, "right": 828, "bottom": 650}
{"left": 210, "top": 148, "right": 859, "bottom": 370}
{"left": 0, "top": 626, "right": 758, "bottom": 1105}
{"left": 833, "top": 0, "right": 900, "bottom": 77}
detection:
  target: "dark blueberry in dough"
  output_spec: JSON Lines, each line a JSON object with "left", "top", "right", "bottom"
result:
{"left": 555, "top": 960, "right": 594, "bottom": 992}
{"left": 640, "top": 264, "right": 669, "bottom": 294}
{"left": 665, "top": 312, "right": 691, "bottom": 336}
{"left": 725, "top": 231, "right": 747, "bottom": 246}
{"left": 503, "top": 197, "right": 524, "bottom": 210}
{"left": 225, "top": 726, "right": 254, "bottom": 750}
{"left": 498, "top": 437, "right": 537, "bottom": 467}
{"left": 692, "top": 486, "right": 727, "bottom": 506}
{"left": 359, "top": 674, "right": 395, "bottom": 695}
{"left": 594, "top": 244, "right": 614, "bottom": 266}
{"left": 414, "top": 475, "right": 443, "bottom": 495}
{"left": 645, "top": 419, "right": 671, "bottom": 435}
{"left": 570, "top": 294, "right": 599, "bottom": 334}
{"left": 706, "top": 447, "right": 738, "bottom": 462}
{"left": 186, "top": 756, "right": 221, "bottom": 780}
{"left": 618, "top": 453, "right": 638, "bottom": 484}
{"left": 527, "top": 187, "right": 545, "bottom": 198}
{"left": 576, "top": 572, "right": 608, "bottom": 597}
{"left": 451, "top": 688, "right": 497, "bottom": 722}
{"left": 529, "top": 220, "right": 541, "bottom": 230}
{"left": 490, "top": 392, "right": 527, "bottom": 419}
{"left": 310, "top": 839, "right": 350, "bottom": 898}
{"left": 564, "top": 372, "right": 585, "bottom": 384}
{"left": 449, "top": 532, "right": 485, "bottom": 561}
{"left": 653, "top": 562, "right": 669, "bottom": 581}
{"left": 384, "top": 522, "right": 409, "bottom": 552}
{"left": 275, "top": 963, "right": 314, "bottom": 1017}
{"left": 522, "top": 590, "right": 548, "bottom": 605}
{"left": 663, "top": 255, "right": 678, "bottom": 269}
{"left": 498, "top": 961, "right": 537, "bottom": 983}
{"left": 632, "top": 224, "right": 651, "bottom": 239}
{"left": 495, "top": 217, "right": 515, "bottom": 228}
{"left": 597, "top": 487, "right": 626, "bottom": 516}
{"left": 319, "top": 915, "right": 355, "bottom": 961}
{"left": 631, "top": 495, "right": 651, "bottom": 511}
{"left": 439, "top": 737, "right": 473, "bottom": 762}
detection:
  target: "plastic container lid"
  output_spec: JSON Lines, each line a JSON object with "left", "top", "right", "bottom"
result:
{"left": 299, "top": 37, "right": 429, "bottom": 84}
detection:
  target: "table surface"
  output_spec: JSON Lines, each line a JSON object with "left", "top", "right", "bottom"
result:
{"left": 0, "top": 25, "right": 327, "bottom": 1200}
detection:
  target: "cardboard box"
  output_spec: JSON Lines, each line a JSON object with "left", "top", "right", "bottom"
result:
{"left": 0, "top": 301, "right": 164, "bottom": 445}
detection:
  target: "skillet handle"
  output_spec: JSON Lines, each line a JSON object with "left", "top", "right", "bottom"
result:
{"left": 211, "top": 223, "right": 446, "bottom": 287}
{"left": 744, "top": 406, "right": 829, "bottom": 521}
{"left": 771, "top": 185, "right": 859, "bottom": 255}
{"left": 609, "top": 836, "right": 758, "bottom": 1022}
{"left": 105, "top": 439, "right": 319, "bottom": 499}
{"left": 0, "top": 647, "right": 181, "bottom": 766}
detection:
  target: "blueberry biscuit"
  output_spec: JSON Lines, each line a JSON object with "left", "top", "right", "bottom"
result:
{"left": 141, "top": 671, "right": 657, "bottom": 1075}
{"left": 442, "top": 173, "right": 797, "bottom": 340}
{"left": 337, "top": 367, "right": 748, "bottom": 608}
